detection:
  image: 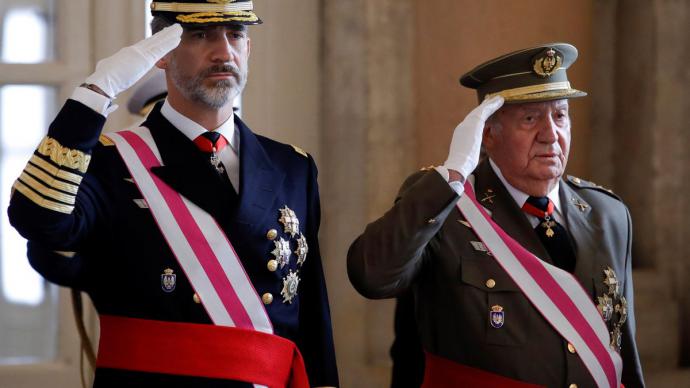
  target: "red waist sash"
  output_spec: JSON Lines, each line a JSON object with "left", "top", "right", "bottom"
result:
{"left": 422, "top": 352, "right": 544, "bottom": 388}
{"left": 96, "top": 315, "right": 309, "bottom": 388}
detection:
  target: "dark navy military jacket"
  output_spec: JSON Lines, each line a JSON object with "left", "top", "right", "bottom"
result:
{"left": 8, "top": 100, "right": 338, "bottom": 387}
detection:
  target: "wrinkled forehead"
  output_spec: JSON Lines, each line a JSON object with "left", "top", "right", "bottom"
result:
{"left": 503, "top": 98, "right": 569, "bottom": 113}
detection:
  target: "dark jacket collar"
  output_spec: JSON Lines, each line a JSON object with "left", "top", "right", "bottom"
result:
{"left": 140, "top": 103, "right": 283, "bottom": 229}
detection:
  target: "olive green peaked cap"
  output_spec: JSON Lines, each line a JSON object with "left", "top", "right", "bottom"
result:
{"left": 460, "top": 43, "right": 587, "bottom": 103}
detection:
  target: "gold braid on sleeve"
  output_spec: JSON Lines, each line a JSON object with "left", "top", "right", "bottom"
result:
{"left": 36, "top": 136, "right": 91, "bottom": 173}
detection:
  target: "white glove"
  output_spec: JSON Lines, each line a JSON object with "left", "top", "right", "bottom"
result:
{"left": 85, "top": 24, "right": 182, "bottom": 98}
{"left": 443, "top": 96, "right": 504, "bottom": 180}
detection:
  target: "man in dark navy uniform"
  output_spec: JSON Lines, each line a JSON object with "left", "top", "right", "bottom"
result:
{"left": 8, "top": 1, "right": 338, "bottom": 387}
{"left": 349, "top": 43, "right": 645, "bottom": 387}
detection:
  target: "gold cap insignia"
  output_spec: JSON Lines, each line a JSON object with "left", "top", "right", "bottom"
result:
{"left": 533, "top": 48, "right": 563, "bottom": 78}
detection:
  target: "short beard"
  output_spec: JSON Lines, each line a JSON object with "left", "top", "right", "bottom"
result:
{"left": 169, "top": 57, "right": 247, "bottom": 109}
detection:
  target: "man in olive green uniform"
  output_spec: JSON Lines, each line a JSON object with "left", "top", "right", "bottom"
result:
{"left": 347, "top": 43, "right": 645, "bottom": 387}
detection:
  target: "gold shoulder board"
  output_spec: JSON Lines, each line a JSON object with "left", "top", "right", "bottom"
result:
{"left": 291, "top": 145, "right": 308, "bottom": 158}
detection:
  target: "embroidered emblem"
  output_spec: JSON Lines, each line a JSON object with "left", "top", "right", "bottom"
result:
{"left": 489, "top": 305, "right": 505, "bottom": 328}
{"left": 481, "top": 189, "right": 495, "bottom": 204}
{"left": 271, "top": 237, "right": 291, "bottom": 269}
{"left": 161, "top": 268, "right": 176, "bottom": 293}
{"left": 294, "top": 234, "right": 308, "bottom": 266}
{"left": 278, "top": 205, "right": 300, "bottom": 237}
{"left": 281, "top": 270, "right": 300, "bottom": 304}
{"left": 532, "top": 48, "right": 563, "bottom": 77}
{"left": 571, "top": 197, "right": 589, "bottom": 212}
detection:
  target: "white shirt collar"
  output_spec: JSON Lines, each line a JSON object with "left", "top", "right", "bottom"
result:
{"left": 160, "top": 99, "right": 239, "bottom": 153}
{"left": 488, "top": 158, "right": 561, "bottom": 213}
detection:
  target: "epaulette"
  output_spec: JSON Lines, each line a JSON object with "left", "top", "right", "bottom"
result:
{"left": 566, "top": 175, "right": 621, "bottom": 201}
{"left": 98, "top": 134, "right": 115, "bottom": 146}
{"left": 419, "top": 165, "right": 436, "bottom": 171}
{"left": 291, "top": 144, "right": 308, "bottom": 158}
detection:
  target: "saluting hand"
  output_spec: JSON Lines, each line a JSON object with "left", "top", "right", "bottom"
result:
{"left": 443, "top": 96, "right": 504, "bottom": 181}
{"left": 85, "top": 23, "right": 182, "bottom": 99}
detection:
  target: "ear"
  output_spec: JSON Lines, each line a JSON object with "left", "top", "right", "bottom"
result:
{"left": 482, "top": 123, "right": 495, "bottom": 148}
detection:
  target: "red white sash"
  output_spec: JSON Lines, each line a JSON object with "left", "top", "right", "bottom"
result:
{"left": 457, "top": 181, "right": 622, "bottom": 388}
{"left": 105, "top": 128, "right": 273, "bottom": 334}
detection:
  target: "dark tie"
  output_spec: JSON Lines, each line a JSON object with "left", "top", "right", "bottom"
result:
{"left": 522, "top": 196, "right": 576, "bottom": 273}
{"left": 194, "top": 131, "right": 228, "bottom": 174}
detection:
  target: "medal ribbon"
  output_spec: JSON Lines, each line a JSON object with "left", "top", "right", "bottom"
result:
{"left": 456, "top": 181, "right": 622, "bottom": 388}
{"left": 106, "top": 128, "right": 272, "bottom": 334}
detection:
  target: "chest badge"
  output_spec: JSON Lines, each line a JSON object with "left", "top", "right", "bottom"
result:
{"left": 597, "top": 294, "right": 614, "bottom": 322}
{"left": 489, "top": 305, "right": 505, "bottom": 328}
{"left": 271, "top": 237, "right": 292, "bottom": 269}
{"left": 279, "top": 205, "right": 300, "bottom": 237}
{"left": 161, "top": 268, "right": 176, "bottom": 293}
{"left": 294, "top": 234, "right": 308, "bottom": 266}
{"left": 281, "top": 270, "right": 301, "bottom": 304}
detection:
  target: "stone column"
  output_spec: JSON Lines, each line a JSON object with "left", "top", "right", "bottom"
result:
{"left": 321, "top": 1, "right": 415, "bottom": 386}
{"left": 592, "top": 0, "right": 690, "bottom": 369}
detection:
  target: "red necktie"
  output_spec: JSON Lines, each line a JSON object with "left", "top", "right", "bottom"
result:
{"left": 194, "top": 132, "right": 228, "bottom": 174}
{"left": 194, "top": 131, "right": 228, "bottom": 153}
{"left": 522, "top": 196, "right": 576, "bottom": 273}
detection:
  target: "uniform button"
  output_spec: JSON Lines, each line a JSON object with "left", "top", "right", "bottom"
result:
{"left": 267, "top": 259, "right": 279, "bottom": 272}
{"left": 266, "top": 229, "right": 278, "bottom": 240}
{"left": 427, "top": 218, "right": 437, "bottom": 224}
{"left": 567, "top": 343, "right": 576, "bottom": 354}
{"left": 569, "top": 384, "right": 578, "bottom": 388}
{"left": 193, "top": 293, "right": 201, "bottom": 304}
{"left": 262, "top": 293, "right": 273, "bottom": 305}
{"left": 485, "top": 279, "right": 496, "bottom": 289}
{"left": 572, "top": 177, "right": 581, "bottom": 184}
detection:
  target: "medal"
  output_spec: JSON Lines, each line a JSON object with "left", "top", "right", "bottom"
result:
{"left": 294, "top": 234, "right": 308, "bottom": 266}
{"left": 209, "top": 148, "right": 225, "bottom": 174}
{"left": 281, "top": 270, "right": 300, "bottom": 304}
{"left": 278, "top": 205, "right": 300, "bottom": 237}
{"left": 541, "top": 216, "right": 556, "bottom": 238}
{"left": 271, "top": 237, "right": 291, "bottom": 268}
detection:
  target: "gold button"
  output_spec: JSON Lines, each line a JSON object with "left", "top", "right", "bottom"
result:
{"left": 427, "top": 218, "right": 437, "bottom": 224}
{"left": 572, "top": 177, "right": 581, "bottom": 184}
{"left": 267, "top": 259, "right": 278, "bottom": 272}
{"left": 262, "top": 293, "right": 273, "bottom": 305}
{"left": 569, "top": 384, "right": 578, "bottom": 388}
{"left": 485, "top": 279, "right": 496, "bottom": 289}
{"left": 567, "top": 343, "right": 576, "bottom": 354}
{"left": 193, "top": 293, "right": 201, "bottom": 304}
{"left": 266, "top": 229, "right": 278, "bottom": 240}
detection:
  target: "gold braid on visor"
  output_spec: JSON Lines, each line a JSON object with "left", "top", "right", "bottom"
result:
{"left": 150, "top": 1, "right": 254, "bottom": 13}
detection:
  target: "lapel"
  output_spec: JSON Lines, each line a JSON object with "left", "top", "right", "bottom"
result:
{"left": 143, "top": 104, "right": 236, "bottom": 219}
{"left": 559, "top": 182, "right": 601, "bottom": 292}
{"left": 473, "top": 160, "right": 552, "bottom": 263}
{"left": 233, "top": 116, "right": 285, "bottom": 229}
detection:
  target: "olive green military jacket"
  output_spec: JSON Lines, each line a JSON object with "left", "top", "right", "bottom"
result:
{"left": 347, "top": 160, "right": 645, "bottom": 388}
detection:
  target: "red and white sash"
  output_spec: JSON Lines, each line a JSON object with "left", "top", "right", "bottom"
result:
{"left": 457, "top": 181, "right": 623, "bottom": 388}
{"left": 105, "top": 128, "right": 273, "bottom": 334}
